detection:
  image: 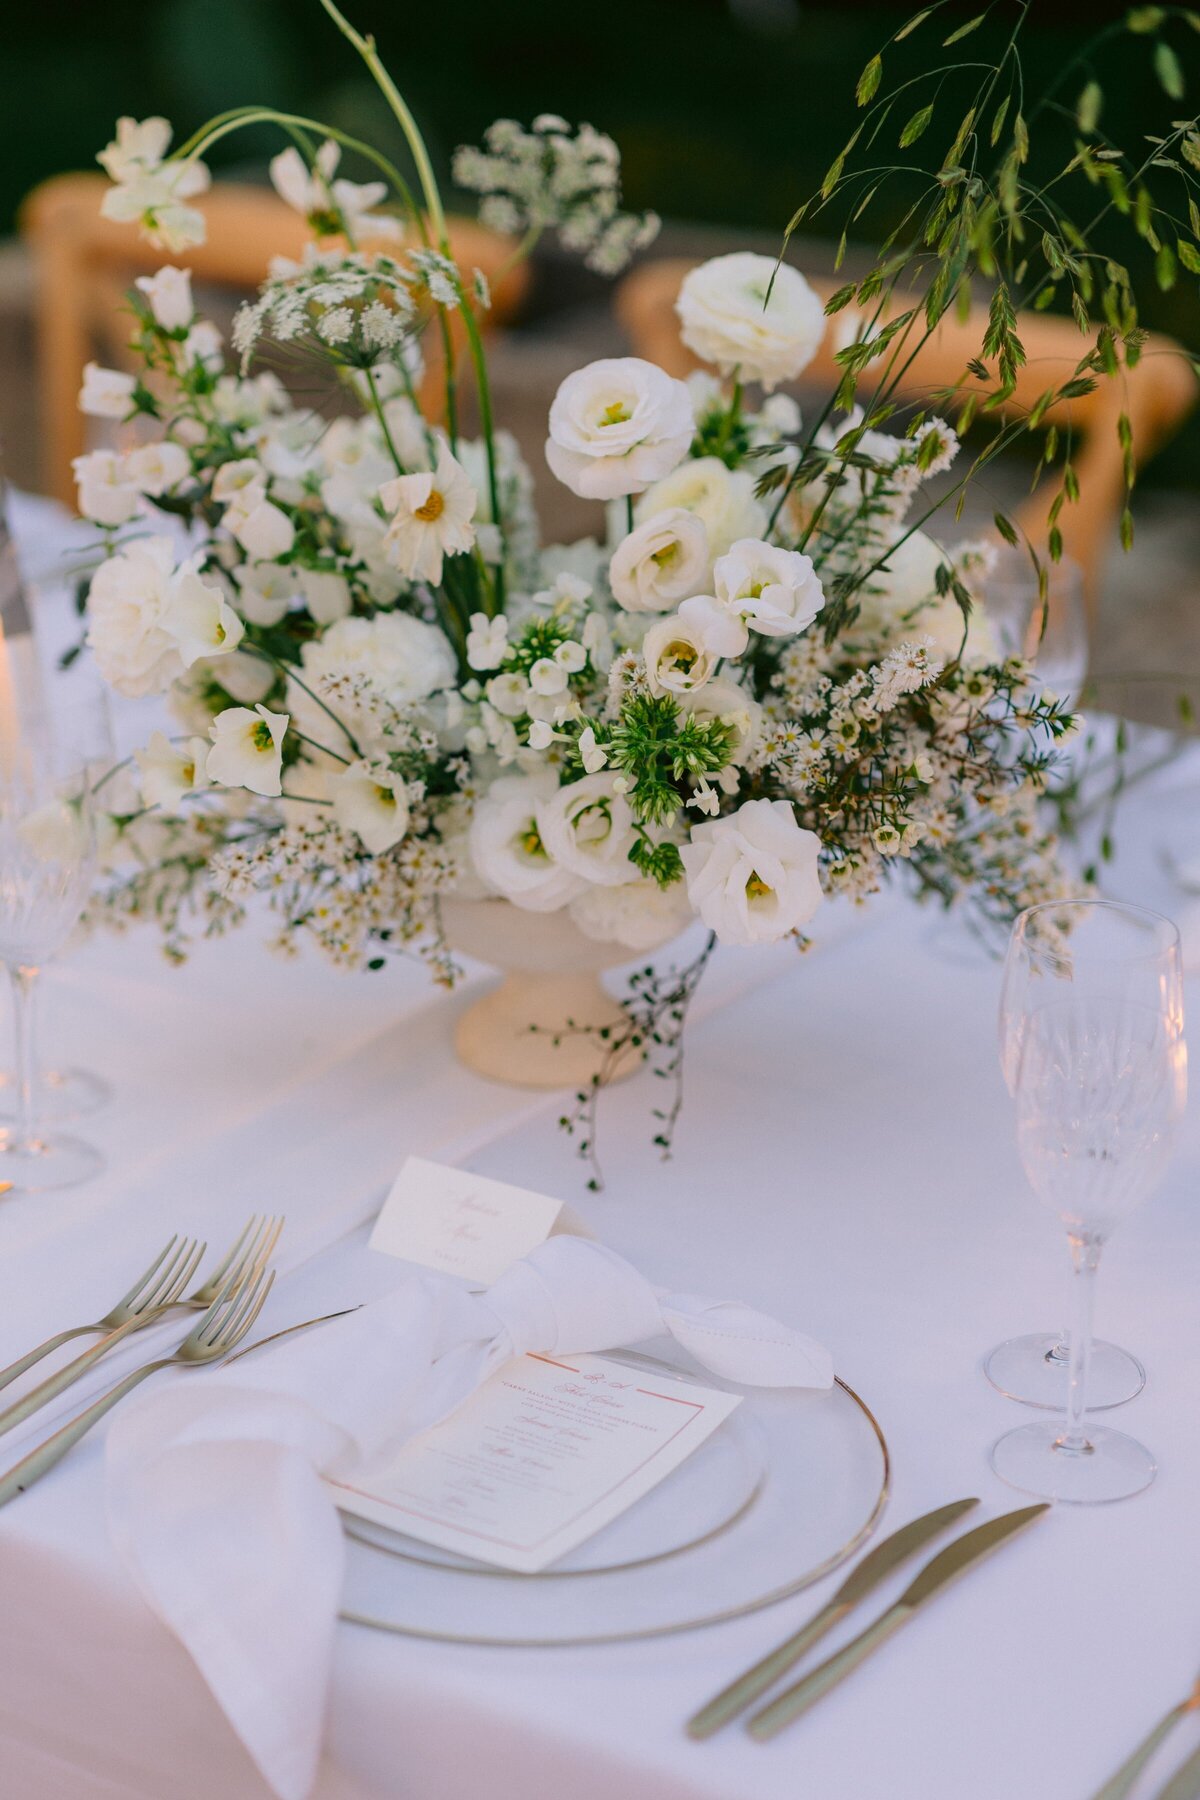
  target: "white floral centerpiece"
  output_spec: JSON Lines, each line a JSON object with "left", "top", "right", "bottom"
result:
{"left": 73, "top": 0, "right": 1115, "bottom": 1171}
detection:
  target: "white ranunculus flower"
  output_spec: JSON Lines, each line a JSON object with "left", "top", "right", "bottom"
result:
{"left": 682, "top": 677, "right": 763, "bottom": 765}
{"left": 134, "top": 731, "right": 210, "bottom": 812}
{"left": 125, "top": 439, "right": 191, "bottom": 497}
{"left": 73, "top": 449, "right": 141, "bottom": 527}
{"left": 712, "top": 538, "right": 826, "bottom": 640}
{"left": 298, "top": 568, "right": 352, "bottom": 625}
{"left": 635, "top": 456, "right": 767, "bottom": 559}
{"left": 86, "top": 536, "right": 190, "bottom": 697}
{"left": 293, "top": 612, "right": 457, "bottom": 749}
{"left": 235, "top": 562, "right": 299, "bottom": 627}
{"left": 78, "top": 363, "right": 136, "bottom": 419}
{"left": 676, "top": 252, "right": 825, "bottom": 391}
{"left": 380, "top": 445, "right": 477, "bottom": 585}
{"left": 134, "top": 265, "right": 194, "bottom": 331}
{"left": 545, "top": 358, "right": 694, "bottom": 500}
{"left": 641, "top": 612, "right": 720, "bottom": 697}
{"left": 536, "top": 773, "right": 638, "bottom": 887}
{"left": 570, "top": 874, "right": 693, "bottom": 950}
{"left": 164, "top": 566, "right": 245, "bottom": 667}
{"left": 856, "top": 529, "right": 996, "bottom": 664}
{"left": 608, "top": 507, "right": 711, "bottom": 613}
{"left": 680, "top": 798, "right": 822, "bottom": 946}
{"left": 469, "top": 774, "right": 586, "bottom": 912}
{"left": 331, "top": 761, "right": 410, "bottom": 854}
{"left": 206, "top": 702, "right": 288, "bottom": 798}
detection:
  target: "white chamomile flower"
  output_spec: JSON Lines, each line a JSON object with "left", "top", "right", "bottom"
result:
{"left": 331, "top": 761, "right": 410, "bottom": 854}
{"left": 134, "top": 731, "right": 211, "bottom": 812}
{"left": 206, "top": 703, "right": 289, "bottom": 798}
{"left": 380, "top": 445, "right": 477, "bottom": 585}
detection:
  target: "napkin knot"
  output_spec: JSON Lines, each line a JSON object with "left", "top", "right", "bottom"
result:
{"left": 481, "top": 1238, "right": 665, "bottom": 1363}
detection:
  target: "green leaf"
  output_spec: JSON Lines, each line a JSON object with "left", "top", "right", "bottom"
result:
{"left": 1156, "top": 241, "right": 1177, "bottom": 288}
{"left": 1154, "top": 40, "right": 1186, "bottom": 100}
{"left": 1013, "top": 112, "right": 1030, "bottom": 164}
{"left": 1120, "top": 506, "right": 1135, "bottom": 550}
{"left": 856, "top": 54, "right": 883, "bottom": 107}
{"left": 1077, "top": 81, "right": 1103, "bottom": 132}
{"left": 990, "top": 94, "right": 1010, "bottom": 146}
{"left": 943, "top": 13, "right": 985, "bottom": 44}
{"left": 900, "top": 103, "right": 935, "bottom": 147}
{"left": 1178, "top": 238, "right": 1200, "bottom": 273}
{"left": 895, "top": 6, "right": 933, "bottom": 38}
{"left": 1127, "top": 5, "right": 1166, "bottom": 30}
{"left": 994, "top": 511, "right": 1019, "bottom": 546}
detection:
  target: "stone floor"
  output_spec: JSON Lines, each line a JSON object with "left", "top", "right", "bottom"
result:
{"left": 1, "top": 228, "right": 1196, "bottom": 726}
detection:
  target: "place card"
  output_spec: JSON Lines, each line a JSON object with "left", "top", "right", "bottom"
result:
{"left": 330, "top": 1351, "right": 742, "bottom": 1573}
{"left": 368, "top": 1156, "right": 564, "bottom": 1285}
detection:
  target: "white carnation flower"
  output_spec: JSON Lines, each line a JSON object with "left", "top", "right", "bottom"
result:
{"left": 676, "top": 252, "right": 825, "bottom": 391}
{"left": 635, "top": 456, "right": 766, "bottom": 559}
{"left": 680, "top": 797, "right": 822, "bottom": 946}
{"left": 469, "top": 773, "right": 586, "bottom": 912}
{"left": 86, "top": 536, "right": 192, "bottom": 697}
{"left": 609, "top": 507, "right": 710, "bottom": 613}
{"left": 546, "top": 358, "right": 693, "bottom": 500}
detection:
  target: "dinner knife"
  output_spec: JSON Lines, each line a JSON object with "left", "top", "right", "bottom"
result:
{"left": 1152, "top": 1741, "right": 1200, "bottom": 1800}
{"left": 687, "top": 1497, "right": 980, "bottom": 1739}
{"left": 746, "top": 1502, "right": 1050, "bottom": 1740}
{"left": 1089, "top": 1675, "right": 1200, "bottom": 1800}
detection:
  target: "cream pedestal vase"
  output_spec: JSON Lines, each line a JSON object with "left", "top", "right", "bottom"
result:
{"left": 440, "top": 897, "right": 652, "bottom": 1090}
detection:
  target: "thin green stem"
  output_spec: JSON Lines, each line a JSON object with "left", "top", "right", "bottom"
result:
{"left": 363, "top": 367, "right": 406, "bottom": 475}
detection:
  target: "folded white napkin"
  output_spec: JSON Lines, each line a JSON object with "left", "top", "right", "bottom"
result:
{"left": 105, "top": 1235, "right": 832, "bottom": 1800}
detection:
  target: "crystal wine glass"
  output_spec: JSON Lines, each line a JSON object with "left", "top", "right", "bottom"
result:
{"left": 985, "top": 900, "right": 1155, "bottom": 1410}
{"left": 990, "top": 900, "right": 1186, "bottom": 1503}
{"left": 984, "top": 548, "right": 1089, "bottom": 708}
{"left": 0, "top": 654, "right": 105, "bottom": 1192}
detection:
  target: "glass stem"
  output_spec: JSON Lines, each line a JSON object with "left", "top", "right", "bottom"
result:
{"left": 1059, "top": 1235, "right": 1101, "bottom": 1453}
{"left": 9, "top": 964, "right": 40, "bottom": 1150}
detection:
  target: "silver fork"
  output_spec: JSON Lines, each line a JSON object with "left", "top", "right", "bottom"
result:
{"left": 0, "top": 1262, "right": 276, "bottom": 1507}
{"left": 0, "top": 1237, "right": 207, "bottom": 1440}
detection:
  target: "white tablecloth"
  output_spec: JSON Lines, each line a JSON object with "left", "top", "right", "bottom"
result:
{"left": 3, "top": 498, "right": 1199, "bottom": 1800}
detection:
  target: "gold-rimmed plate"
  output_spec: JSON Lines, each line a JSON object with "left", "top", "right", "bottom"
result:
{"left": 338, "top": 1352, "right": 889, "bottom": 1647}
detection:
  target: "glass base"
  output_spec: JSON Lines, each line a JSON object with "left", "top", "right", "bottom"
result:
{"left": 0, "top": 1068, "right": 112, "bottom": 1125}
{"left": 0, "top": 1130, "right": 104, "bottom": 1193}
{"left": 990, "top": 1420, "right": 1157, "bottom": 1504}
{"left": 984, "top": 1333, "right": 1146, "bottom": 1410}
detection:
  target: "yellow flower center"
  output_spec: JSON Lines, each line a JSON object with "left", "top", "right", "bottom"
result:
{"left": 414, "top": 489, "right": 446, "bottom": 522}
{"left": 251, "top": 721, "right": 274, "bottom": 752}
{"left": 650, "top": 542, "right": 680, "bottom": 569}
{"left": 375, "top": 785, "right": 396, "bottom": 808}
{"left": 745, "top": 872, "right": 773, "bottom": 901}
{"left": 598, "top": 401, "right": 632, "bottom": 427}
{"left": 519, "top": 822, "right": 547, "bottom": 859}
{"left": 665, "top": 640, "right": 697, "bottom": 673}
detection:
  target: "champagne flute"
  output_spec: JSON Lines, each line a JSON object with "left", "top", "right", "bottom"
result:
{"left": 984, "top": 914, "right": 1151, "bottom": 1410}
{"left": 990, "top": 900, "right": 1186, "bottom": 1503}
{"left": 0, "top": 664, "right": 105, "bottom": 1192}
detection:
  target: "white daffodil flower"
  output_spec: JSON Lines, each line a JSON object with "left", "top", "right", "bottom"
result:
{"left": 135, "top": 731, "right": 211, "bottom": 812}
{"left": 380, "top": 446, "right": 477, "bottom": 585}
{"left": 206, "top": 703, "right": 288, "bottom": 798}
{"left": 331, "top": 761, "right": 410, "bottom": 854}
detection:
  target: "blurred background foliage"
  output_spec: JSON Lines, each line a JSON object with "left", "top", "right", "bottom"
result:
{"left": 2, "top": 0, "right": 1196, "bottom": 478}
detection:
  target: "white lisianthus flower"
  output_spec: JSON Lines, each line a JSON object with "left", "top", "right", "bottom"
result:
{"left": 164, "top": 567, "right": 245, "bottom": 668}
{"left": 466, "top": 612, "right": 510, "bottom": 671}
{"left": 135, "top": 265, "right": 194, "bottom": 331}
{"left": 331, "top": 761, "right": 410, "bottom": 854}
{"left": 206, "top": 702, "right": 288, "bottom": 798}
{"left": 380, "top": 446, "right": 477, "bottom": 585}
{"left": 298, "top": 568, "right": 352, "bottom": 625}
{"left": 86, "top": 535, "right": 190, "bottom": 697}
{"left": 676, "top": 252, "right": 825, "bottom": 391}
{"left": 134, "top": 731, "right": 211, "bottom": 812}
{"left": 235, "top": 563, "right": 299, "bottom": 627}
{"left": 125, "top": 439, "right": 191, "bottom": 497}
{"left": 856, "top": 529, "right": 996, "bottom": 664}
{"left": 536, "top": 773, "right": 638, "bottom": 886}
{"left": 609, "top": 508, "right": 711, "bottom": 612}
{"left": 635, "top": 456, "right": 767, "bottom": 559}
{"left": 641, "top": 612, "right": 719, "bottom": 696}
{"left": 680, "top": 798, "right": 822, "bottom": 946}
{"left": 78, "top": 363, "right": 136, "bottom": 419}
{"left": 270, "top": 141, "right": 402, "bottom": 241}
{"left": 545, "top": 358, "right": 693, "bottom": 500}
{"left": 98, "top": 117, "right": 210, "bottom": 252}
{"left": 469, "top": 774, "right": 586, "bottom": 912}
{"left": 677, "top": 595, "right": 749, "bottom": 660}
{"left": 73, "top": 450, "right": 141, "bottom": 526}
{"left": 570, "top": 875, "right": 693, "bottom": 950}
{"left": 712, "top": 538, "right": 825, "bottom": 641}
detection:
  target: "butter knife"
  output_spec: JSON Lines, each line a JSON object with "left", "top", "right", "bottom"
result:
{"left": 1089, "top": 1675, "right": 1200, "bottom": 1800}
{"left": 1153, "top": 1739, "right": 1200, "bottom": 1800}
{"left": 687, "top": 1497, "right": 980, "bottom": 1739}
{"left": 747, "top": 1503, "right": 1050, "bottom": 1740}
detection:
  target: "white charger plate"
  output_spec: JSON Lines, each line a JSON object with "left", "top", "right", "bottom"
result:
{"left": 339, "top": 1350, "right": 890, "bottom": 1646}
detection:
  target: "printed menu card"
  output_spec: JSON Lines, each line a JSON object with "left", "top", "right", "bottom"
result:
{"left": 330, "top": 1351, "right": 741, "bottom": 1572}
